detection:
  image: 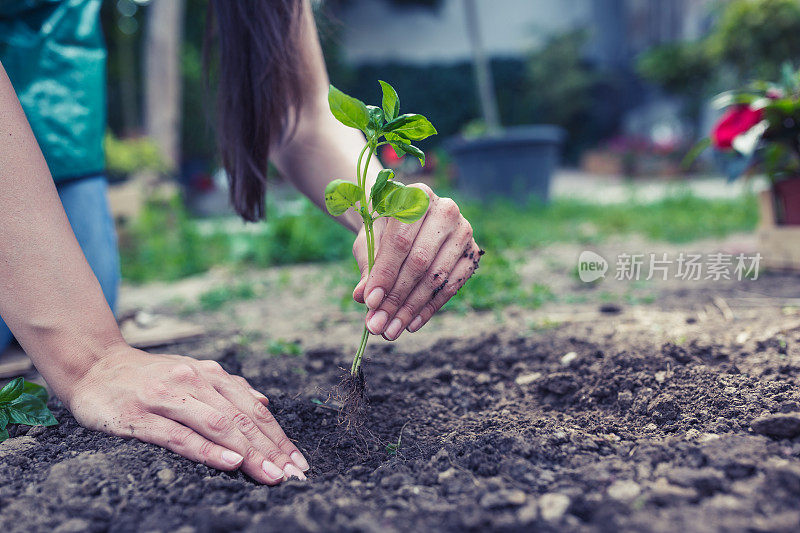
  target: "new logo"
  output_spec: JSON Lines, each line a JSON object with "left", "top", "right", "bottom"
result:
{"left": 577, "top": 251, "right": 608, "bottom": 283}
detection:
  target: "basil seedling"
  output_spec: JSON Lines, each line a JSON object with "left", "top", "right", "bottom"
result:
{"left": 325, "top": 81, "right": 436, "bottom": 378}
{"left": 0, "top": 377, "right": 57, "bottom": 441}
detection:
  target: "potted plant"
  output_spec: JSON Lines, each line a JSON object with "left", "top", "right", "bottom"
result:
{"left": 447, "top": 124, "right": 565, "bottom": 202}
{"left": 446, "top": 0, "right": 564, "bottom": 203}
{"left": 695, "top": 64, "right": 800, "bottom": 268}
{"left": 700, "top": 65, "right": 800, "bottom": 218}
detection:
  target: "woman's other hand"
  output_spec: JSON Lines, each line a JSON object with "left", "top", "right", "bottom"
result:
{"left": 67, "top": 346, "right": 309, "bottom": 485}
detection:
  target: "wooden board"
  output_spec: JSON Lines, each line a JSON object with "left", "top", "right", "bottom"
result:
{"left": 121, "top": 317, "right": 206, "bottom": 349}
{"left": 0, "top": 347, "right": 33, "bottom": 379}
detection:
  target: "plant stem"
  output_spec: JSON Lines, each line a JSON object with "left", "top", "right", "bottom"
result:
{"left": 355, "top": 143, "right": 370, "bottom": 189}
{"left": 351, "top": 324, "right": 370, "bottom": 374}
{"left": 351, "top": 141, "right": 377, "bottom": 376}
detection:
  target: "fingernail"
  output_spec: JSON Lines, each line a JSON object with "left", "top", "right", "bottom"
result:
{"left": 367, "top": 310, "right": 388, "bottom": 334}
{"left": 291, "top": 451, "right": 310, "bottom": 472}
{"left": 262, "top": 460, "right": 284, "bottom": 481}
{"left": 407, "top": 315, "right": 423, "bottom": 332}
{"left": 222, "top": 450, "right": 244, "bottom": 466}
{"left": 284, "top": 463, "right": 307, "bottom": 481}
{"left": 353, "top": 278, "right": 365, "bottom": 296}
{"left": 385, "top": 318, "right": 403, "bottom": 340}
{"left": 250, "top": 388, "right": 267, "bottom": 400}
{"left": 365, "top": 287, "right": 385, "bottom": 309}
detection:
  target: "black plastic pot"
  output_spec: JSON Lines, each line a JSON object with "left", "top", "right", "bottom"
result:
{"left": 446, "top": 125, "right": 565, "bottom": 202}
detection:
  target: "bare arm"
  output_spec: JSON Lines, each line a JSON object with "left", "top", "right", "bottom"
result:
{"left": 0, "top": 62, "right": 308, "bottom": 483}
{"left": 272, "top": 1, "right": 482, "bottom": 342}
{"left": 0, "top": 63, "right": 124, "bottom": 399}
{"left": 270, "top": 0, "right": 373, "bottom": 234}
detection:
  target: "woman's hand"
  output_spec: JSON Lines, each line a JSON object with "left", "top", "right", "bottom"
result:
{"left": 66, "top": 346, "right": 309, "bottom": 485}
{"left": 352, "top": 183, "right": 481, "bottom": 340}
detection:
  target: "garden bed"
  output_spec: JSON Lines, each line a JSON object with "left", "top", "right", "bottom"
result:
{"left": 2, "top": 300, "right": 800, "bottom": 532}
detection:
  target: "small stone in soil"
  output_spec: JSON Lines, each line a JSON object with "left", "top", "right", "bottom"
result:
{"left": 53, "top": 518, "right": 91, "bottom": 533}
{"left": 437, "top": 468, "right": 459, "bottom": 483}
{"left": 479, "top": 489, "right": 527, "bottom": 509}
{"left": 649, "top": 478, "right": 697, "bottom": 504}
{"left": 751, "top": 412, "right": 800, "bottom": 438}
{"left": 538, "top": 493, "right": 570, "bottom": 521}
{"left": 157, "top": 468, "right": 176, "bottom": 484}
{"left": 560, "top": 351, "right": 578, "bottom": 366}
{"left": 475, "top": 372, "right": 491, "bottom": 384}
{"left": 517, "top": 500, "right": 539, "bottom": 524}
{"left": 695, "top": 430, "right": 719, "bottom": 441}
{"left": 607, "top": 479, "right": 641, "bottom": 502}
{"left": 515, "top": 372, "right": 542, "bottom": 386}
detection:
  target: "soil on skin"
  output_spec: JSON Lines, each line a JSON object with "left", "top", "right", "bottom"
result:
{"left": 3, "top": 306, "right": 800, "bottom": 532}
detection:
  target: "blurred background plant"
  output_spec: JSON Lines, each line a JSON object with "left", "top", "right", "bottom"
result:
{"left": 99, "top": 0, "right": 785, "bottom": 312}
{"left": 637, "top": 0, "right": 800, "bottom": 135}
{"left": 105, "top": 133, "right": 169, "bottom": 180}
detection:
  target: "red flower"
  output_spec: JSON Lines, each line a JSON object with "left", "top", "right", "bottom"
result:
{"left": 380, "top": 143, "right": 404, "bottom": 167}
{"left": 711, "top": 105, "right": 763, "bottom": 150}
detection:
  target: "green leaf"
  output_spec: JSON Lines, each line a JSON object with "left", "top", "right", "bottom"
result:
{"left": 6, "top": 393, "right": 57, "bottom": 427}
{"left": 0, "top": 377, "right": 24, "bottom": 404}
{"left": 324, "top": 179, "right": 362, "bottom": 217}
{"left": 373, "top": 181, "right": 404, "bottom": 215}
{"left": 379, "top": 80, "right": 399, "bottom": 121}
{"left": 21, "top": 381, "right": 48, "bottom": 403}
{"left": 390, "top": 141, "right": 426, "bottom": 166}
{"left": 384, "top": 133, "right": 409, "bottom": 158}
{"left": 367, "top": 105, "right": 384, "bottom": 130}
{"left": 370, "top": 169, "right": 394, "bottom": 202}
{"left": 384, "top": 114, "right": 437, "bottom": 141}
{"left": 328, "top": 85, "right": 370, "bottom": 131}
{"left": 0, "top": 426, "right": 8, "bottom": 442}
{"left": 380, "top": 186, "right": 430, "bottom": 223}
{"left": 0, "top": 410, "right": 8, "bottom": 431}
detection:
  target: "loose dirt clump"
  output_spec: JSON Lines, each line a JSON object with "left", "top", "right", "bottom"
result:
{"left": 2, "top": 318, "right": 800, "bottom": 532}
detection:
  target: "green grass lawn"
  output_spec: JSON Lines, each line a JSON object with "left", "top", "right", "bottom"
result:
{"left": 463, "top": 192, "right": 758, "bottom": 249}
{"left": 119, "top": 190, "right": 758, "bottom": 312}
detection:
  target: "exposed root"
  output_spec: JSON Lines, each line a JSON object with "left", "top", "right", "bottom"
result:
{"left": 335, "top": 366, "right": 368, "bottom": 432}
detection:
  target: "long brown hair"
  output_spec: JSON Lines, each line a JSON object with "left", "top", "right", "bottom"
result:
{"left": 205, "top": 0, "right": 306, "bottom": 222}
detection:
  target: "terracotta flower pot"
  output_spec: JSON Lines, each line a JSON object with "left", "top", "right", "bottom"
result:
{"left": 773, "top": 177, "right": 800, "bottom": 225}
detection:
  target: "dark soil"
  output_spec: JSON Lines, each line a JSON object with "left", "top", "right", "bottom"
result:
{"left": 3, "top": 321, "right": 800, "bottom": 532}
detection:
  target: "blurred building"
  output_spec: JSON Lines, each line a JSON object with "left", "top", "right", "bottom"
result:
{"left": 330, "top": 0, "right": 718, "bottom": 150}
{"left": 336, "top": 0, "right": 715, "bottom": 77}
{"left": 337, "top": 0, "right": 590, "bottom": 65}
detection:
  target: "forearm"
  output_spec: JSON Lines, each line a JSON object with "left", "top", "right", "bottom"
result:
{"left": 0, "top": 64, "right": 125, "bottom": 401}
{"left": 270, "top": 0, "right": 380, "bottom": 234}
{"left": 273, "top": 97, "right": 382, "bottom": 233}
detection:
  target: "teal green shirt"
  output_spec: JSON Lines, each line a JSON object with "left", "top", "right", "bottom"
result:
{"left": 0, "top": 0, "right": 106, "bottom": 182}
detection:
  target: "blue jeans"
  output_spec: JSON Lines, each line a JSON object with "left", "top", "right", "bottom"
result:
{"left": 0, "top": 176, "right": 120, "bottom": 352}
